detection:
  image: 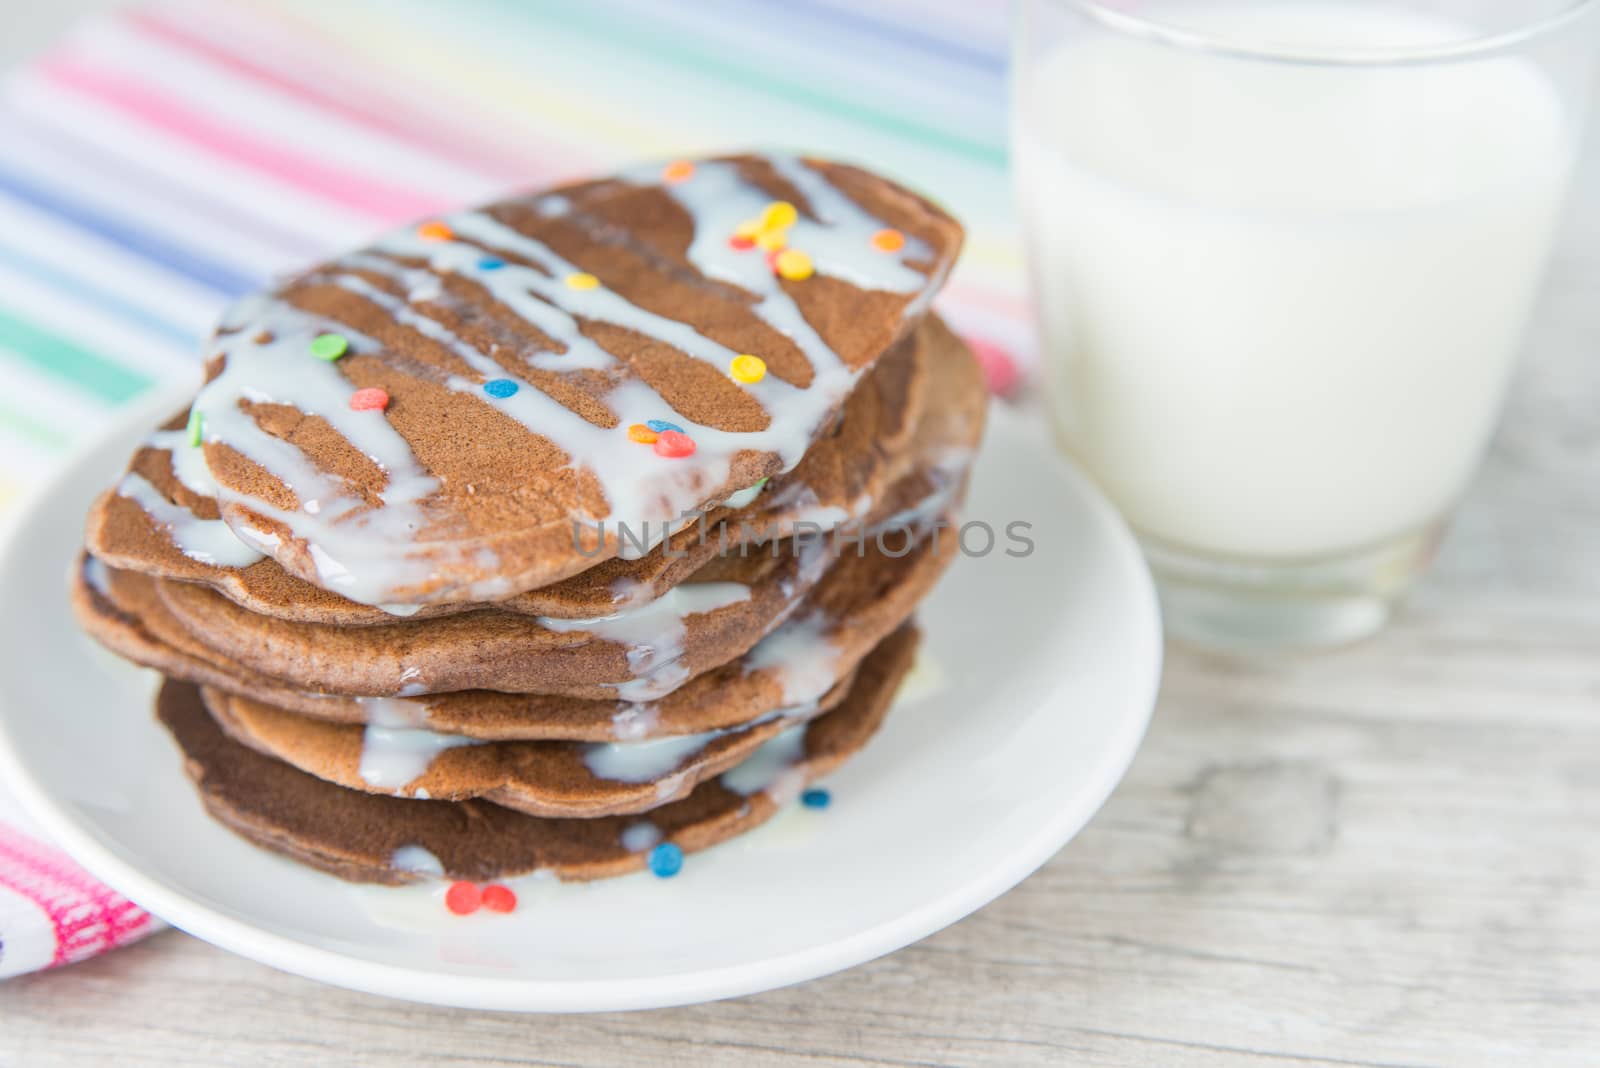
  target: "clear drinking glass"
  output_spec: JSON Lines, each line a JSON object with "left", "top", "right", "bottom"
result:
{"left": 1012, "top": 0, "right": 1600, "bottom": 650}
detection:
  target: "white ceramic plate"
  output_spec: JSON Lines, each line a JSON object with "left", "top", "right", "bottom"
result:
{"left": 0, "top": 381, "right": 1161, "bottom": 1011}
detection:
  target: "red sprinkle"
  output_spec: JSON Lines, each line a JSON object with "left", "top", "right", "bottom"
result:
{"left": 349, "top": 387, "right": 390, "bottom": 412}
{"left": 653, "top": 429, "right": 696, "bottom": 458}
{"left": 765, "top": 250, "right": 782, "bottom": 270}
{"left": 445, "top": 881, "right": 482, "bottom": 915}
{"left": 481, "top": 884, "right": 518, "bottom": 913}
{"left": 728, "top": 235, "right": 756, "bottom": 251}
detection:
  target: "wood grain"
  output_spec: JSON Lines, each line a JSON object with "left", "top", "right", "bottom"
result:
{"left": 3, "top": 22, "right": 1599, "bottom": 1068}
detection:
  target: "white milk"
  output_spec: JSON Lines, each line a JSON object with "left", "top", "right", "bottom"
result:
{"left": 1015, "top": 2, "right": 1574, "bottom": 559}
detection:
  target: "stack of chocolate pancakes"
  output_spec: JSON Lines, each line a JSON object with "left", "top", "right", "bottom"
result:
{"left": 70, "top": 154, "right": 985, "bottom": 884}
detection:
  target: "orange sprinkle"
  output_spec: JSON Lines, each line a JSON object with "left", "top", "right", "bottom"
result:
{"left": 662, "top": 160, "right": 695, "bottom": 183}
{"left": 871, "top": 228, "right": 905, "bottom": 252}
{"left": 628, "top": 423, "right": 658, "bottom": 444}
{"left": 417, "top": 220, "right": 454, "bottom": 241}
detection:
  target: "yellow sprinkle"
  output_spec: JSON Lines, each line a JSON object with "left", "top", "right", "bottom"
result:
{"left": 755, "top": 229, "right": 787, "bottom": 252}
{"left": 761, "top": 201, "right": 798, "bottom": 231}
{"left": 734, "top": 219, "right": 762, "bottom": 239}
{"left": 628, "top": 423, "right": 658, "bottom": 444}
{"left": 774, "top": 248, "right": 814, "bottom": 281}
{"left": 729, "top": 354, "right": 767, "bottom": 384}
{"left": 566, "top": 272, "right": 600, "bottom": 290}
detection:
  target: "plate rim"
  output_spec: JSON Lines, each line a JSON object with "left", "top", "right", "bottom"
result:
{"left": 0, "top": 383, "right": 1163, "bottom": 1012}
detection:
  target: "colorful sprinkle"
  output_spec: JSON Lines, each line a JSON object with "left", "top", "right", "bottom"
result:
{"left": 801, "top": 788, "right": 831, "bottom": 809}
{"left": 645, "top": 419, "right": 684, "bottom": 434}
{"left": 627, "top": 423, "right": 659, "bottom": 444}
{"left": 734, "top": 219, "right": 762, "bottom": 239}
{"left": 728, "top": 235, "right": 756, "bottom": 251}
{"left": 565, "top": 272, "right": 600, "bottom": 290}
{"left": 774, "top": 249, "right": 814, "bottom": 281}
{"left": 445, "top": 881, "right": 482, "bottom": 915}
{"left": 478, "top": 257, "right": 506, "bottom": 270}
{"left": 871, "top": 228, "right": 906, "bottom": 253}
{"left": 653, "top": 430, "right": 696, "bottom": 459}
{"left": 309, "top": 333, "right": 349, "bottom": 361}
{"left": 662, "top": 160, "right": 695, "bottom": 183}
{"left": 349, "top": 387, "right": 389, "bottom": 412}
{"left": 755, "top": 229, "right": 787, "bottom": 253}
{"left": 483, "top": 378, "right": 519, "bottom": 398}
{"left": 481, "top": 884, "right": 518, "bottom": 913}
{"left": 648, "top": 842, "right": 684, "bottom": 878}
{"left": 761, "top": 200, "right": 798, "bottom": 231}
{"left": 185, "top": 408, "right": 203, "bottom": 447}
{"left": 967, "top": 335, "right": 1023, "bottom": 396}
{"left": 729, "top": 354, "right": 766, "bottom": 384}
{"left": 417, "top": 220, "right": 453, "bottom": 241}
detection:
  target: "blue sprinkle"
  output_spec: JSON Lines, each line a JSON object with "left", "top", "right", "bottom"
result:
{"left": 478, "top": 257, "right": 505, "bottom": 270}
{"left": 645, "top": 419, "right": 684, "bottom": 434}
{"left": 648, "top": 842, "right": 684, "bottom": 878}
{"left": 801, "top": 788, "right": 831, "bottom": 809}
{"left": 483, "top": 378, "right": 519, "bottom": 398}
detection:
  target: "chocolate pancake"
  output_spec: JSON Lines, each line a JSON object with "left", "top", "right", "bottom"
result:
{"left": 131, "top": 155, "right": 959, "bottom": 610}
{"left": 75, "top": 508, "right": 955, "bottom": 739}
{"left": 146, "top": 529, "right": 835, "bottom": 700}
{"left": 84, "top": 313, "right": 945, "bottom": 625}
{"left": 200, "top": 671, "right": 852, "bottom": 818}
{"left": 155, "top": 625, "right": 917, "bottom": 883}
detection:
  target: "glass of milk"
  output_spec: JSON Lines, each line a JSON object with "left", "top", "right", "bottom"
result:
{"left": 1013, "top": 0, "right": 1600, "bottom": 650}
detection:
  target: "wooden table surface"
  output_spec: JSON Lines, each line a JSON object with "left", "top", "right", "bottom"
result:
{"left": 4, "top": 12, "right": 1600, "bottom": 1068}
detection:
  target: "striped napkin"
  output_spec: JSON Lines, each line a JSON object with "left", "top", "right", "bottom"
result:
{"left": 0, "top": 0, "right": 1028, "bottom": 977}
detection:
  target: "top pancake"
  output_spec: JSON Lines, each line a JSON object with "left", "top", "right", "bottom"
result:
{"left": 83, "top": 313, "right": 953, "bottom": 626}
{"left": 148, "top": 154, "right": 961, "bottom": 609}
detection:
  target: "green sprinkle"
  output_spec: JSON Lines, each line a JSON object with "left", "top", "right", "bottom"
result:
{"left": 309, "top": 333, "right": 349, "bottom": 361}
{"left": 186, "top": 408, "right": 203, "bottom": 447}
{"left": 754, "top": 478, "right": 769, "bottom": 491}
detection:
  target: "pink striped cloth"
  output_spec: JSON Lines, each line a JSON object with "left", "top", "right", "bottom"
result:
{"left": 0, "top": 796, "right": 160, "bottom": 978}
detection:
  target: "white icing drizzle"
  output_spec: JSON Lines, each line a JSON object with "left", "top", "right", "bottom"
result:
{"left": 722, "top": 482, "right": 765, "bottom": 510}
{"left": 390, "top": 844, "right": 444, "bottom": 876}
{"left": 620, "top": 821, "right": 661, "bottom": 853}
{"left": 538, "top": 580, "right": 750, "bottom": 679}
{"left": 582, "top": 731, "right": 721, "bottom": 784}
{"left": 742, "top": 612, "right": 841, "bottom": 705}
{"left": 778, "top": 534, "right": 836, "bottom": 601}
{"left": 177, "top": 155, "right": 931, "bottom": 606}
{"left": 761, "top": 481, "right": 874, "bottom": 541}
{"left": 147, "top": 430, "right": 219, "bottom": 498}
{"left": 358, "top": 696, "right": 431, "bottom": 729}
{"left": 82, "top": 555, "right": 113, "bottom": 597}
{"left": 608, "top": 577, "right": 655, "bottom": 610}
{"left": 358, "top": 724, "right": 482, "bottom": 790}
{"left": 581, "top": 703, "right": 811, "bottom": 784}
{"left": 610, "top": 702, "right": 660, "bottom": 741}
{"left": 115, "top": 473, "right": 265, "bottom": 569}
{"left": 721, "top": 724, "right": 810, "bottom": 799}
